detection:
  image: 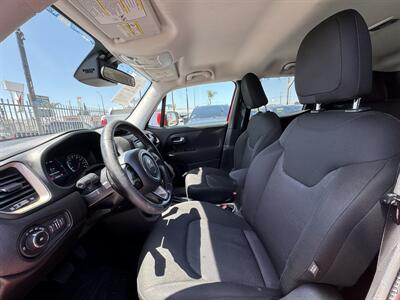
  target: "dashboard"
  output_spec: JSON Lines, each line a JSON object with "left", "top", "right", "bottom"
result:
{"left": 0, "top": 128, "right": 160, "bottom": 300}
{"left": 43, "top": 129, "right": 159, "bottom": 187}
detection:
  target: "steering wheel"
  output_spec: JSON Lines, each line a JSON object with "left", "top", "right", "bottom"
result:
{"left": 100, "top": 120, "right": 173, "bottom": 215}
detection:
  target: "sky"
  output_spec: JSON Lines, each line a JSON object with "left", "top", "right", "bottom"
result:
{"left": 0, "top": 8, "right": 298, "bottom": 113}
{"left": 0, "top": 9, "right": 130, "bottom": 111}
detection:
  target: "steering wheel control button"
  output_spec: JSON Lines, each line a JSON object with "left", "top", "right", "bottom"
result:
{"left": 133, "top": 178, "right": 143, "bottom": 189}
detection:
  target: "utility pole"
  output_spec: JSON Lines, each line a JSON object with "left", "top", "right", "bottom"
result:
{"left": 286, "top": 77, "right": 295, "bottom": 105}
{"left": 171, "top": 91, "right": 175, "bottom": 111}
{"left": 97, "top": 92, "right": 106, "bottom": 114}
{"left": 185, "top": 87, "right": 189, "bottom": 117}
{"left": 15, "top": 28, "right": 43, "bottom": 134}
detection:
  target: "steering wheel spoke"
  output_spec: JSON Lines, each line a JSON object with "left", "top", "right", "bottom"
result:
{"left": 118, "top": 154, "right": 126, "bottom": 166}
{"left": 146, "top": 184, "right": 170, "bottom": 204}
{"left": 149, "top": 151, "right": 163, "bottom": 166}
{"left": 121, "top": 164, "right": 143, "bottom": 190}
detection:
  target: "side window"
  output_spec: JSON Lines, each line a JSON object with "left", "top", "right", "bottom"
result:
{"left": 149, "top": 81, "right": 236, "bottom": 128}
{"left": 251, "top": 77, "right": 303, "bottom": 117}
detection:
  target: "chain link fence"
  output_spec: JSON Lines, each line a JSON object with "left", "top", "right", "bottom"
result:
{"left": 0, "top": 99, "right": 104, "bottom": 140}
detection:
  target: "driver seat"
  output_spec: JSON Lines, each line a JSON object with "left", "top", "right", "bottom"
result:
{"left": 137, "top": 10, "right": 400, "bottom": 300}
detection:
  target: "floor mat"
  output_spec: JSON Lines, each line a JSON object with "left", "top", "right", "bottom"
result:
{"left": 67, "top": 266, "right": 134, "bottom": 300}
{"left": 26, "top": 220, "right": 146, "bottom": 300}
{"left": 29, "top": 265, "right": 136, "bottom": 300}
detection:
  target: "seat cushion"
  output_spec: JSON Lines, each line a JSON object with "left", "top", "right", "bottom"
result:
{"left": 137, "top": 201, "right": 281, "bottom": 300}
{"left": 185, "top": 167, "right": 236, "bottom": 203}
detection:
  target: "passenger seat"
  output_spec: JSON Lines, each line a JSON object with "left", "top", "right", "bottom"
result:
{"left": 185, "top": 73, "right": 282, "bottom": 203}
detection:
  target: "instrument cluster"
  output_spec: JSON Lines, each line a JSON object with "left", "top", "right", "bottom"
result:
{"left": 45, "top": 153, "right": 91, "bottom": 186}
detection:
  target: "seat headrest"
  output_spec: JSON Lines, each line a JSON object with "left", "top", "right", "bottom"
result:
{"left": 362, "top": 72, "right": 388, "bottom": 103}
{"left": 241, "top": 73, "right": 269, "bottom": 109}
{"left": 295, "top": 9, "right": 372, "bottom": 105}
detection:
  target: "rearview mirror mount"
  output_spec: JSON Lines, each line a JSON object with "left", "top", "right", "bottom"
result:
{"left": 74, "top": 52, "right": 135, "bottom": 87}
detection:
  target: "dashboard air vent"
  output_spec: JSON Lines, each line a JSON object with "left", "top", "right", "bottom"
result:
{"left": 0, "top": 167, "right": 38, "bottom": 212}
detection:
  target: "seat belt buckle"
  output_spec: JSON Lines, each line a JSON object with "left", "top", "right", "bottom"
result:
{"left": 382, "top": 173, "right": 400, "bottom": 225}
{"left": 382, "top": 193, "right": 400, "bottom": 225}
{"left": 218, "top": 202, "right": 238, "bottom": 214}
{"left": 229, "top": 191, "right": 237, "bottom": 202}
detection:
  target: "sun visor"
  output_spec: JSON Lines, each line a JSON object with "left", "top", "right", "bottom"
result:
{"left": 68, "top": 0, "right": 160, "bottom": 42}
{"left": 112, "top": 72, "right": 148, "bottom": 106}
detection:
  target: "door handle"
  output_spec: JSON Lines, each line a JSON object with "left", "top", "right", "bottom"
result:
{"left": 171, "top": 136, "right": 186, "bottom": 144}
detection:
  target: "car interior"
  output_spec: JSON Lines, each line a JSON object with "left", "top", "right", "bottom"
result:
{"left": 2, "top": 1, "right": 400, "bottom": 300}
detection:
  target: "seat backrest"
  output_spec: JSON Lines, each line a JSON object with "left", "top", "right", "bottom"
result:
{"left": 241, "top": 9, "right": 400, "bottom": 293}
{"left": 234, "top": 73, "right": 281, "bottom": 169}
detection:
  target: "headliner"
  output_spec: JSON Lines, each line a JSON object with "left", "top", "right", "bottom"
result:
{"left": 3, "top": 0, "right": 400, "bottom": 89}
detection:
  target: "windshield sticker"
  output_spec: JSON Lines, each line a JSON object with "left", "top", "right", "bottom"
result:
{"left": 47, "top": 7, "right": 94, "bottom": 44}
{"left": 73, "top": 0, "right": 146, "bottom": 25}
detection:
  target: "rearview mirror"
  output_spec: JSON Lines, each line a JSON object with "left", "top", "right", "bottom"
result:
{"left": 101, "top": 66, "right": 135, "bottom": 87}
{"left": 75, "top": 52, "right": 135, "bottom": 87}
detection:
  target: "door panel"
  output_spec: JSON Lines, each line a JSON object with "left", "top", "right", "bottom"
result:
{"left": 147, "top": 81, "right": 236, "bottom": 186}
{"left": 149, "top": 125, "right": 227, "bottom": 185}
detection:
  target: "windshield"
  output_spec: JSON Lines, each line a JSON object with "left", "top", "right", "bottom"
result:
{"left": 0, "top": 7, "right": 150, "bottom": 157}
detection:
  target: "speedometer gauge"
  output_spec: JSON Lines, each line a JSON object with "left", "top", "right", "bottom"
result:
{"left": 65, "top": 154, "right": 89, "bottom": 172}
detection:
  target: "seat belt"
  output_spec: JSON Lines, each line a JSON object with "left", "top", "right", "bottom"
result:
{"left": 366, "top": 174, "right": 400, "bottom": 300}
{"left": 241, "top": 105, "right": 250, "bottom": 133}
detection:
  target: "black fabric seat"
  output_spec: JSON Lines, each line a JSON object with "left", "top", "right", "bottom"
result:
{"left": 137, "top": 201, "right": 281, "bottom": 300}
{"left": 138, "top": 10, "right": 400, "bottom": 300}
{"left": 185, "top": 73, "right": 282, "bottom": 203}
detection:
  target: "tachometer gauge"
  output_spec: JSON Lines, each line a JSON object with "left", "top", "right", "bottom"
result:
{"left": 65, "top": 154, "right": 89, "bottom": 172}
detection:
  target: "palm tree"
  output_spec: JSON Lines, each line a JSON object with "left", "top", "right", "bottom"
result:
{"left": 207, "top": 90, "right": 217, "bottom": 105}
{"left": 41, "top": 101, "right": 61, "bottom": 109}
